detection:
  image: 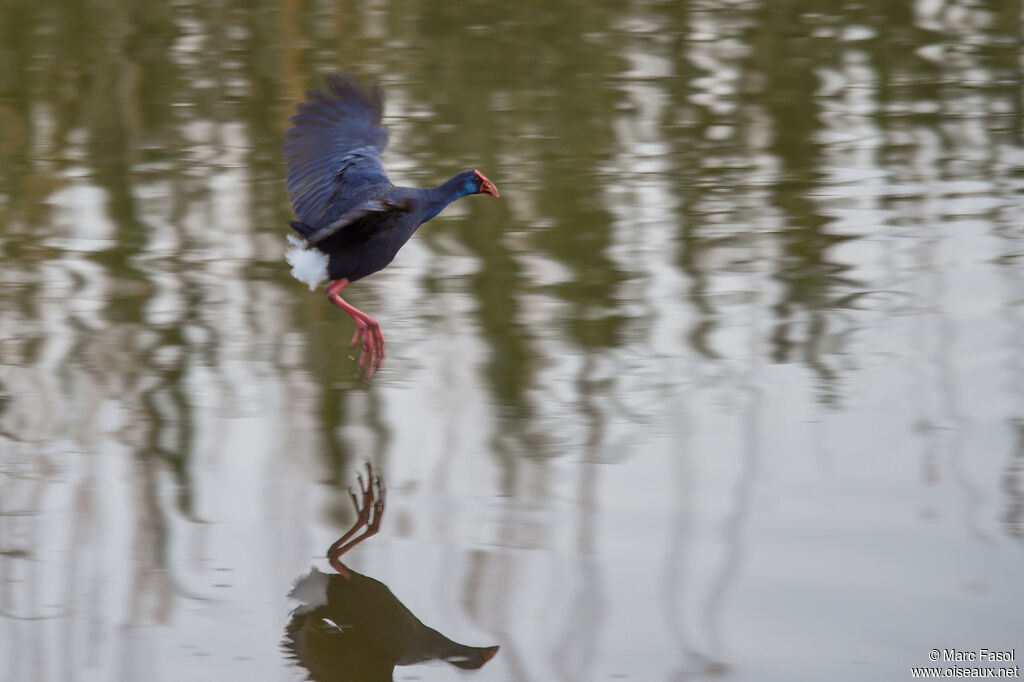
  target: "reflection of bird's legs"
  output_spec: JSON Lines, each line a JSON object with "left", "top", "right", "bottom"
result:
{"left": 327, "top": 279, "right": 386, "bottom": 379}
{"left": 327, "top": 462, "right": 386, "bottom": 580}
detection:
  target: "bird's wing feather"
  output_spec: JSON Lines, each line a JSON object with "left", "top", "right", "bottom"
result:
{"left": 299, "top": 197, "right": 413, "bottom": 246}
{"left": 284, "top": 75, "right": 393, "bottom": 227}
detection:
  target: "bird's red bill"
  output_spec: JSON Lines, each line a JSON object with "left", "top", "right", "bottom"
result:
{"left": 475, "top": 170, "right": 500, "bottom": 197}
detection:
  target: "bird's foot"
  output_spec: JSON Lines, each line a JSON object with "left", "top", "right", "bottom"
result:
{"left": 326, "top": 279, "right": 386, "bottom": 380}
{"left": 349, "top": 317, "right": 386, "bottom": 380}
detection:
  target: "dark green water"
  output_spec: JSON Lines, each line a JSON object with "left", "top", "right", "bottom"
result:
{"left": 2, "top": 1, "right": 1023, "bottom": 680}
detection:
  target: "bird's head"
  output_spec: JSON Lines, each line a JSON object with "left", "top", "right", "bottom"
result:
{"left": 462, "top": 169, "right": 500, "bottom": 198}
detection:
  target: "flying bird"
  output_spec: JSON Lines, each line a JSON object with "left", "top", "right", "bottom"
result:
{"left": 284, "top": 75, "right": 500, "bottom": 378}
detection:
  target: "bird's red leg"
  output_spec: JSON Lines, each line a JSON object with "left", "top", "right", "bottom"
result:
{"left": 326, "top": 279, "right": 386, "bottom": 378}
{"left": 328, "top": 463, "right": 386, "bottom": 579}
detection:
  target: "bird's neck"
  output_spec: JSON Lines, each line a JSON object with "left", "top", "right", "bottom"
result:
{"left": 420, "top": 175, "right": 473, "bottom": 223}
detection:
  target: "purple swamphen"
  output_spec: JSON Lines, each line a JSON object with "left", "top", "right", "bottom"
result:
{"left": 284, "top": 75, "right": 500, "bottom": 378}
{"left": 283, "top": 464, "right": 500, "bottom": 680}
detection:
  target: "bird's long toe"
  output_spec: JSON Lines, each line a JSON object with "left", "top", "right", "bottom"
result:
{"left": 371, "top": 325, "right": 386, "bottom": 366}
{"left": 353, "top": 326, "right": 384, "bottom": 380}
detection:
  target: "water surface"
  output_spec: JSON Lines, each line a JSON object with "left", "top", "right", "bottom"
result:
{"left": 2, "top": 1, "right": 1023, "bottom": 680}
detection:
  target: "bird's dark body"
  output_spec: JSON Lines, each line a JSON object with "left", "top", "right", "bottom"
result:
{"left": 314, "top": 205, "right": 416, "bottom": 283}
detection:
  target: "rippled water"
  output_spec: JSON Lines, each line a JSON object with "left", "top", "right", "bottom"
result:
{"left": 2, "top": 1, "right": 1023, "bottom": 681}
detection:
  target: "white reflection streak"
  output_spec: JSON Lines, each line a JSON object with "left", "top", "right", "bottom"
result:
{"left": 0, "top": 91, "right": 328, "bottom": 682}
{"left": 0, "top": 178, "right": 130, "bottom": 682}
{"left": 157, "top": 115, "right": 329, "bottom": 671}
{"left": 601, "top": 6, "right": 741, "bottom": 679}
{"left": 909, "top": 0, "right": 999, "bottom": 541}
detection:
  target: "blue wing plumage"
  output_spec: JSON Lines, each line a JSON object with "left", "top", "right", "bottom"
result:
{"left": 284, "top": 75, "right": 393, "bottom": 228}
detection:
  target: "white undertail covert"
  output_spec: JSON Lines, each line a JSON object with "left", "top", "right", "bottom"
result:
{"left": 285, "top": 234, "right": 329, "bottom": 291}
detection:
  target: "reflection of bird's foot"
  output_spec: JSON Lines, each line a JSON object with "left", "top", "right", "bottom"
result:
{"left": 349, "top": 462, "right": 386, "bottom": 531}
{"left": 329, "top": 463, "right": 386, "bottom": 579}
{"left": 349, "top": 319, "right": 386, "bottom": 380}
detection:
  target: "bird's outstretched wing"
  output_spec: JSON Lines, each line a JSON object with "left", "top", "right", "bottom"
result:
{"left": 285, "top": 75, "right": 393, "bottom": 228}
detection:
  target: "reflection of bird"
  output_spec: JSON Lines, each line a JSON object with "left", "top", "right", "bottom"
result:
{"left": 284, "top": 75, "right": 500, "bottom": 378}
{"left": 283, "top": 465, "right": 499, "bottom": 681}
